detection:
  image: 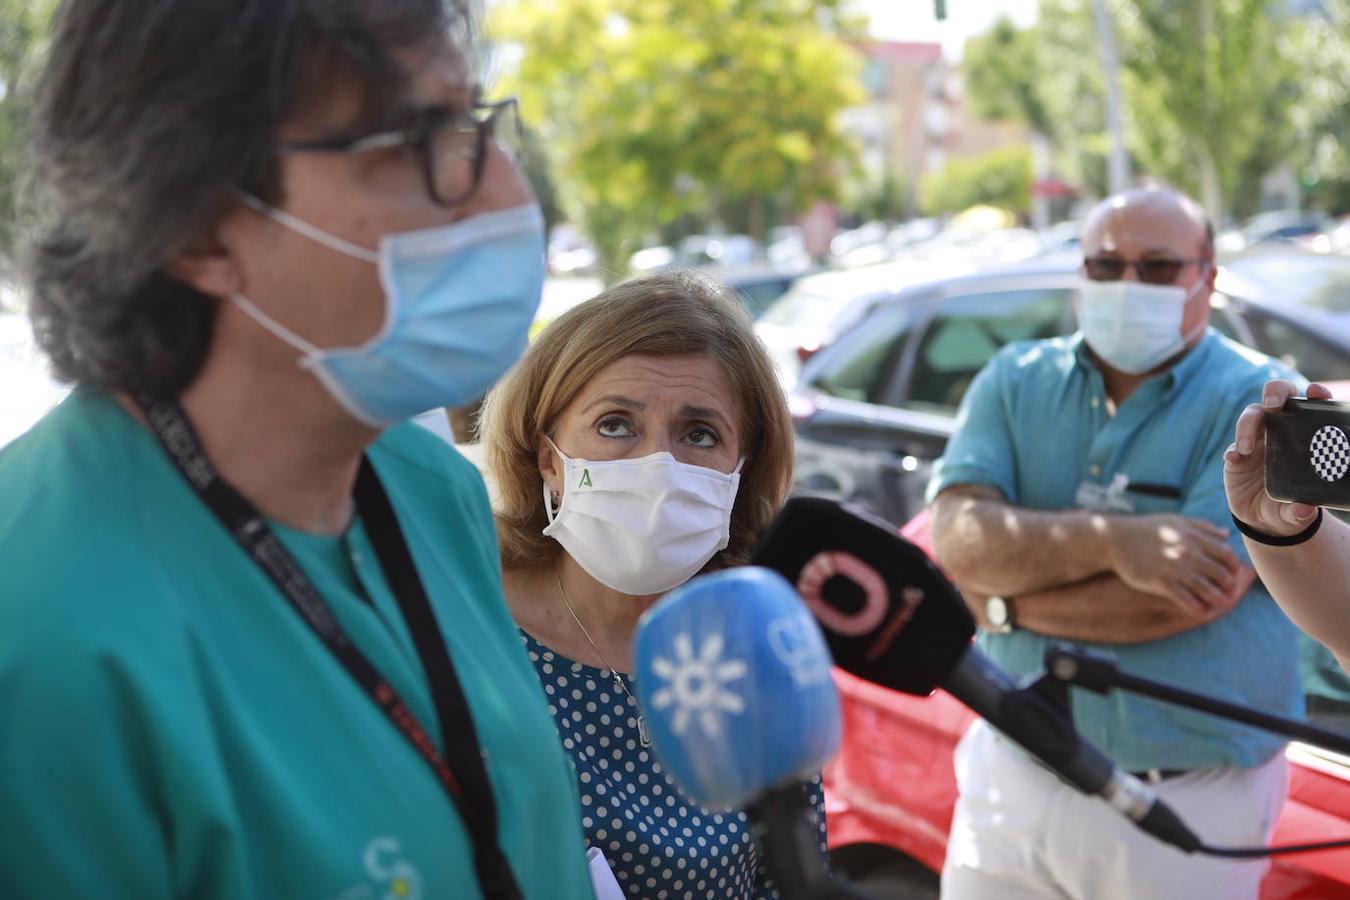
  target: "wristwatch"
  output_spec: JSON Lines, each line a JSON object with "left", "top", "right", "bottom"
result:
{"left": 985, "top": 595, "right": 1015, "bottom": 634}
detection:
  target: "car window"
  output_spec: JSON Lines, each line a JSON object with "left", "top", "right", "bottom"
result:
{"left": 1227, "top": 255, "right": 1350, "bottom": 313}
{"left": 1264, "top": 225, "right": 1323, "bottom": 242}
{"left": 902, "top": 288, "right": 1073, "bottom": 414}
{"left": 804, "top": 302, "right": 921, "bottom": 404}
{"left": 759, "top": 289, "right": 846, "bottom": 331}
{"left": 1208, "top": 293, "right": 1246, "bottom": 343}
{"left": 1242, "top": 309, "right": 1350, "bottom": 382}
{"left": 732, "top": 278, "right": 792, "bottom": 319}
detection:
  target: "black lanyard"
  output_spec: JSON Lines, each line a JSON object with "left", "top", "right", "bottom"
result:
{"left": 135, "top": 396, "right": 522, "bottom": 900}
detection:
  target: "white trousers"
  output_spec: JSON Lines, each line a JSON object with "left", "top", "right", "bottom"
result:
{"left": 941, "top": 720, "right": 1288, "bottom": 900}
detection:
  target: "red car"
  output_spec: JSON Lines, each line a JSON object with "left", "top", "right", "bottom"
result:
{"left": 823, "top": 510, "right": 1350, "bottom": 899}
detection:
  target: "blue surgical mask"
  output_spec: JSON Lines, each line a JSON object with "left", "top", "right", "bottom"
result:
{"left": 233, "top": 197, "right": 545, "bottom": 427}
{"left": 1077, "top": 277, "right": 1207, "bottom": 375}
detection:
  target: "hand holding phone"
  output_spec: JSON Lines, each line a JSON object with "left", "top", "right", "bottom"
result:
{"left": 1266, "top": 397, "right": 1350, "bottom": 510}
{"left": 1224, "top": 381, "right": 1333, "bottom": 536}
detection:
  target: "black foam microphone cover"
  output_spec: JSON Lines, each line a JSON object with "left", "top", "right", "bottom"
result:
{"left": 750, "top": 496, "right": 976, "bottom": 695}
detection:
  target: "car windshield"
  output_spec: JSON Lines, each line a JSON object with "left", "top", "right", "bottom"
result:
{"left": 1227, "top": 254, "right": 1350, "bottom": 314}
{"left": 760, "top": 289, "right": 856, "bottom": 330}
{"left": 730, "top": 278, "right": 792, "bottom": 319}
{"left": 806, "top": 302, "right": 922, "bottom": 404}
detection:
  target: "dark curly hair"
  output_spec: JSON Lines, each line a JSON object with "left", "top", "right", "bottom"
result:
{"left": 24, "top": 0, "right": 470, "bottom": 396}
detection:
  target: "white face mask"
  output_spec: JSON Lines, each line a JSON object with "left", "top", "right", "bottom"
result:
{"left": 1077, "top": 276, "right": 1208, "bottom": 375}
{"left": 541, "top": 440, "right": 743, "bottom": 596}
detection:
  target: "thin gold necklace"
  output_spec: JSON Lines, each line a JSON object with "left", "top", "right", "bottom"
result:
{"left": 554, "top": 568, "right": 651, "bottom": 746}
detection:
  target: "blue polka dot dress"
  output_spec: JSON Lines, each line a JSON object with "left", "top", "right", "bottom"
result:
{"left": 522, "top": 631, "right": 828, "bottom": 899}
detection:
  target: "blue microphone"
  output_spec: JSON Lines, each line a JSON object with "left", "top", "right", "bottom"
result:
{"left": 634, "top": 566, "right": 841, "bottom": 809}
{"left": 634, "top": 568, "right": 864, "bottom": 900}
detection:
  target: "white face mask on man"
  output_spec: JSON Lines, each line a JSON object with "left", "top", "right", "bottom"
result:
{"left": 540, "top": 439, "right": 743, "bottom": 596}
{"left": 1077, "top": 274, "right": 1208, "bottom": 375}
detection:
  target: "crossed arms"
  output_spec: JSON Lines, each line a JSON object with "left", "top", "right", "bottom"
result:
{"left": 930, "top": 484, "right": 1256, "bottom": 644}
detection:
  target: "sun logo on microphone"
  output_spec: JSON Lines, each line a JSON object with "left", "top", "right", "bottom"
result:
{"left": 647, "top": 632, "right": 748, "bottom": 738}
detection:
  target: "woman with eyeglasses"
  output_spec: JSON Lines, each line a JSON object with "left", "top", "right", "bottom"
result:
{"left": 0, "top": 2, "right": 598, "bottom": 897}
{"left": 479, "top": 271, "right": 828, "bottom": 899}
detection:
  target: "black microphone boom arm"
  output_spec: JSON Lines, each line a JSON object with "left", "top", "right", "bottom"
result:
{"left": 746, "top": 784, "right": 880, "bottom": 900}
{"left": 949, "top": 649, "right": 1202, "bottom": 853}
{"left": 1042, "top": 646, "right": 1350, "bottom": 757}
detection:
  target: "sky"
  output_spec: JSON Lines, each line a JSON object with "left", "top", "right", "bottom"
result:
{"left": 852, "top": 0, "right": 1039, "bottom": 58}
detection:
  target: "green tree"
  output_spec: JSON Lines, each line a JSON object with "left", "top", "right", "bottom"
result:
{"left": 962, "top": 0, "right": 1346, "bottom": 224}
{"left": 0, "top": 0, "right": 56, "bottom": 276}
{"left": 962, "top": 3, "right": 1110, "bottom": 204}
{"left": 853, "top": 169, "right": 911, "bottom": 223}
{"left": 489, "top": 0, "right": 865, "bottom": 277}
{"left": 964, "top": 15, "right": 1050, "bottom": 134}
{"left": 919, "top": 145, "right": 1032, "bottom": 217}
{"left": 1296, "top": 0, "right": 1350, "bottom": 214}
{"left": 1116, "top": 0, "right": 1310, "bottom": 224}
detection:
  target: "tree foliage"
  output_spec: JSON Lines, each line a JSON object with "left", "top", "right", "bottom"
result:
{"left": 963, "top": 15, "right": 1049, "bottom": 135}
{"left": 1296, "top": 0, "right": 1350, "bottom": 213}
{"left": 489, "top": 0, "right": 865, "bottom": 276}
{"left": 919, "top": 145, "right": 1032, "bottom": 217}
{"left": 1116, "top": 0, "right": 1306, "bottom": 223}
{"left": 960, "top": 0, "right": 1347, "bottom": 224}
{"left": 962, "top": 2, "right": 1113, "bottom": 200}
{"left": 854, "top": 168, "right": 911, "bottom": 223}
{"left": 0, "top": 0, "right": 55, "bottom": 272}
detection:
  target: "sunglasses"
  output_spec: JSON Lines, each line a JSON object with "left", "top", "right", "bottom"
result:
{"left": 1082, "top": 256, "right": 1208, "bottom": 285}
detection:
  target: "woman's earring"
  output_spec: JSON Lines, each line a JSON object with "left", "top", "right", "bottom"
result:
{"left": 550, "top": 490, "right": 561, "bottom": 507}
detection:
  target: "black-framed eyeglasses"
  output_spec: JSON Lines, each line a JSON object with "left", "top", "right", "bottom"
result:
{"left": 1083, "top": 255, "right": 1208, "bottom": 285}
{"left": 277, "top": 97, "right": 523, "bottom": 207}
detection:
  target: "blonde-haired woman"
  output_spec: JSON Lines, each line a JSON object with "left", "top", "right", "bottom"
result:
{"left": 480, "top": 270, "right": 826, "bottom": 899}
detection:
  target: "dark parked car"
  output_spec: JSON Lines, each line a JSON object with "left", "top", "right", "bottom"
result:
{"left": 715, "top": 264, "right": 820, "bottom": 319}
{"left": 790, "top": 252, "right": 1350, "bottom": 529}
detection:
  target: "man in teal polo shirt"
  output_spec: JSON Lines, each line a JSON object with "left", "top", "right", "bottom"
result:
{"left": 929, "top": 187, "right": 1302, "bottom": 900}
{"left": 0, "top": 1, "right": 597, "bottom": 897}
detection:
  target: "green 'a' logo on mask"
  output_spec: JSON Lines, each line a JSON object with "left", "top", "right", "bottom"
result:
{"left": 579, "top": 469, "right": 593, "bottom": 488}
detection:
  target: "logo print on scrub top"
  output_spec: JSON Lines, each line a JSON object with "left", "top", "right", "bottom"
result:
{"left": 364, "top": 837, "right": 422, "bottom": 900}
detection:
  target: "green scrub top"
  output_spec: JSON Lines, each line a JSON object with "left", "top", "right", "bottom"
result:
{"left": 0, "top": 390, "right": 595, "bottom": 900}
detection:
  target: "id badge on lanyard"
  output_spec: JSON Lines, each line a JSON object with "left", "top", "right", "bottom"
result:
{"left": 1074, "top": 472, "right": 1134, "bottom": 512}
{"left": 134, "top": 395, "right": 524, "bottom": 900}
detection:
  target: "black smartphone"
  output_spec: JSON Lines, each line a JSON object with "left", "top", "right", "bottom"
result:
{"left": 1266, "top": 397, "right": 1350, "bottom": 510}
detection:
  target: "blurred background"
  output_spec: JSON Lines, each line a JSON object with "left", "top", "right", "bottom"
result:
{"left": 479, "top": 0, "right": 1350, "bottom": 318}
{"left": 0, "top": 1, "right": 1347, "bottom": 318}
{"left": 0, "top": 0, "right": 1347, "bottom": 441}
